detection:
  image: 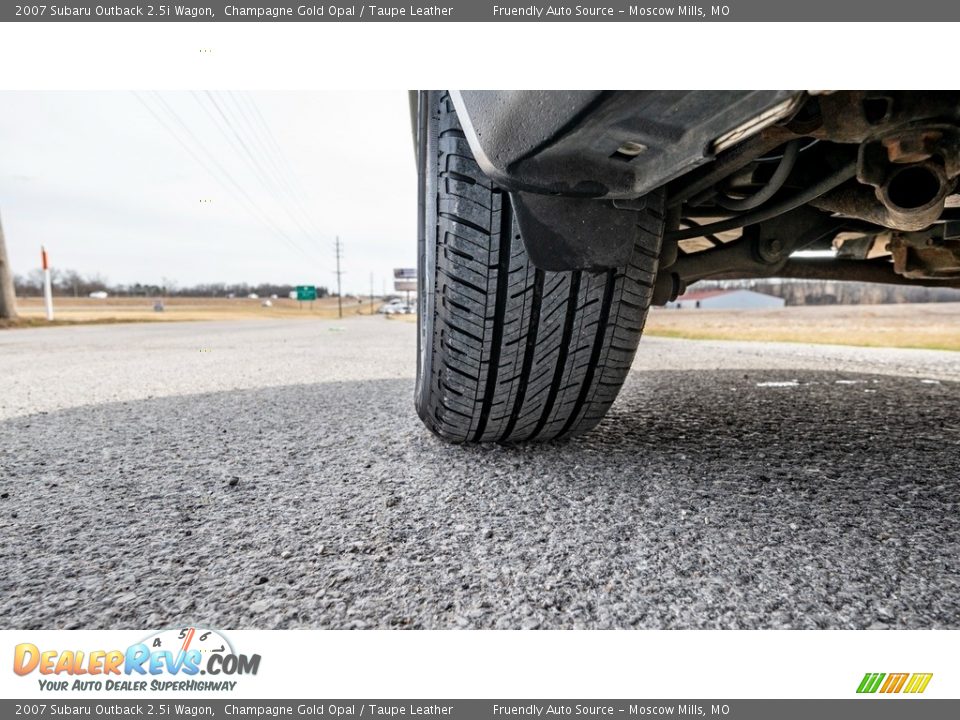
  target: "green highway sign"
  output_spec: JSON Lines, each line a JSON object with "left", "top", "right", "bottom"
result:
{"left": 296, "top": 285, "right": 317, "bottom": 301}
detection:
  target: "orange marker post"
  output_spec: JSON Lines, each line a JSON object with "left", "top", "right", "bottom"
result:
{"left": 41, "top": 246, "right": 54, "bottom": 321}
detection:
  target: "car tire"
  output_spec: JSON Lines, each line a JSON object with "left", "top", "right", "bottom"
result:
{"left": 415, "top": 91, "right": 665, "bottom": 443}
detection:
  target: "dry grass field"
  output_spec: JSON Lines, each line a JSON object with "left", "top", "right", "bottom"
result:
{"left": 6, "top": 295, "right": 379, "bottom": 327}
{"left": 5, "top": 296, "right": 960, "bottom": 351}
{"left": 645, "top": 302, "right": 960, "bottom": 351}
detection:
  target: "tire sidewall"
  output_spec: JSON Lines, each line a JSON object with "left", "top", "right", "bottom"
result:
{"left": 415, "top": 91, "right": 439, "bottom": 420}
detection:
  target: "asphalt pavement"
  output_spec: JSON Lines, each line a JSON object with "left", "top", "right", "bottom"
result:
{"left": 0, "top": 317, "right": 958, "bottom": 629}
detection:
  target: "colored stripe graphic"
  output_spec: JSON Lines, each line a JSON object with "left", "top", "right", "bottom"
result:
{"left": 857, "top": 672, "right": 933, "bottom": 694}
{"left": 904, "top": 673, "right": 934, "bottom": 694}
{"left": 880, "top": 673, "right": 909, "bottom": 693}
{"left": 857, "top": 673, "right": 885, "bottom": 693}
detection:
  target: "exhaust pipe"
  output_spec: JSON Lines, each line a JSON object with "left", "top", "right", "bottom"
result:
{"left": 812, "top": 160, "right": 952, "bottom": 232}
{"left": 877, "top": 162, "right": 950, "bottom": 230}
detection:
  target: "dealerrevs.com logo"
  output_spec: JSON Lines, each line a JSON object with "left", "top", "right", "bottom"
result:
{"left": 13, "top": 627, "right": 260, "bottom": 693}
{"left": 857, "top": 673, "right": 933, "bottom": 694}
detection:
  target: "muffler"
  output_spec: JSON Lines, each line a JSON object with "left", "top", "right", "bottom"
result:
{"left": 812, "top": 160, "right": 952, "bottom": 232}
{"left": 813, "top": 124, "right": 960, "bottom": 232}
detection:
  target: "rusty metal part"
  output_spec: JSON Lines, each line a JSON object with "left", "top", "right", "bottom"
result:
{"left": 807, "top": 92, "right": 960, "bottom": 144}
{"left": 860, "top": 124, "right": 960, "bottom": 183}
{"left": 653, "top": 208, "right": 845, "bottom": 303}
{"left": 876, "top": 162, "right": 952, "bottom": 229}
{"left": 671, "top": 93, "right": 960, "bottom": 211}
{"left": 884, "top": 130, "right": 947, "bottom": 164}
{"left": 834, "top": 224, "right": 960, "bottom": 281}
{"left": 660, "top": 93, "right": 960, "bottom": 291}
{"left": 811, "top": 162, "right": 954, "bottom": 232}
{"left": 889, "top": 233, "right": 960, "bottom": 279}
{"left": 833, "top": 233, "right": 890, "bottom": 260}
{"left": 822, "top": 124, "right": 960, "bottom": 232}
{"left": 810, "top": 122, "right": 960, "bottom": 233}
{"left": 778, "top": 258, "right": 960, "bottom": 288}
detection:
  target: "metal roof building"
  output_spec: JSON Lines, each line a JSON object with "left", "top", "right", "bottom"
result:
{"left": 666, "top": 289, "right": 786, "bottom": 310}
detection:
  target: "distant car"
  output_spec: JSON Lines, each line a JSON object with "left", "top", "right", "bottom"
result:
{"left": 384, "top": 302, "right": 415, "bottom": 315}
{"left": 412, "top": 90, "right": 960, "bottom": 443}
{"left": 378, "top": 299, "right": 406, "bottom": 314}
{"left": 88, "top": 291, "right": 108, "bottom": 299}
{"left": 247, "top": 293, "right": 259, "bottom": 299}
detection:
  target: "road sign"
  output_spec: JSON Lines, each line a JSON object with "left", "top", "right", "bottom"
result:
{"left": 296, "top": 285, "right": 317, "bottom": 301}
{"left": 394, "top": 280, "right": 417, "bottom": 292}
{"left": 393, "top": 268, "right": 416, "bottom": 279}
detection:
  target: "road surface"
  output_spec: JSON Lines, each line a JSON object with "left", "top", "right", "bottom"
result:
{"left": 1, "top": 318, "right": 957, "bottom": 629}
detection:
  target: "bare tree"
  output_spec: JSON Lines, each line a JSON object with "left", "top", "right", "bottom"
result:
{"left": 60, "top": 269, "right": 84, "bottom": 298}
{"left": 26, "top": 268, "right": 46, "bottom": 295}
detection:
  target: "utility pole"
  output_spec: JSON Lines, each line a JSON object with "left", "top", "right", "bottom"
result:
{"left": 334, "top": 235, "right": 343, "bottom": 319}
{"left": 369, "top": 272, "right": 374, "bottom": 315}
{"left": 0, "top": 210, "right": 18, "bottom": 320}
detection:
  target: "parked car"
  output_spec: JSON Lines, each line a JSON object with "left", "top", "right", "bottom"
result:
{"left": 378, "top": 299, "right": 407, "bottom": 314}
{"left": 412, "top": 90, "right": 960, "bottom": 443}
{"left": 382, "top": 302, "right": 414, "bottom": 315}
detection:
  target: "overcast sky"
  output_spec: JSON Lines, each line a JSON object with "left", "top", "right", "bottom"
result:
{"left": 0, "top": 91, "right": 416, "bottom": 295}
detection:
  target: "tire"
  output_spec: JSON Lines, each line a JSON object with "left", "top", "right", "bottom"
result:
{"left": 416, "top": 91, "right": 665, "bottom": 443}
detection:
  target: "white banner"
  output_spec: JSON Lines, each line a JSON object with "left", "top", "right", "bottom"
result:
{"left": 1, "top": 630, "right": 955, "bottom": 700}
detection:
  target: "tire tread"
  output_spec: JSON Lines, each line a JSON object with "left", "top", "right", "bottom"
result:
{"left": 419, "top": 93, "right": 664, "bottom": 443}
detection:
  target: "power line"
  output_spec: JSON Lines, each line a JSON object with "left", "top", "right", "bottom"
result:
{"left": 198, "top": 91, "right": 322, "bottom": 255}
{"left": 233, "top": 93, "right": 333, "bottom": 258}
{"left": 226, "top": 92, "right": 305, "bottom": 213}
{"left": 207, "top": 91, "right": 335, "bottom": 266}
{"left": 240, "top": 93, "right": 331, "bottom": 244}
{"left": 153, "top": 91, "right": 314, "bottom": 261}
{"left": 230, "top": 92, "right": 332, "bottom": 254}
{"left": 134, "top": 92, "right": 315, "bottom": 263}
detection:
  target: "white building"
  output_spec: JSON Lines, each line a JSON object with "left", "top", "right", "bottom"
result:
{"left": 666, "top": 289, "right": 786, "bottom": 310}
